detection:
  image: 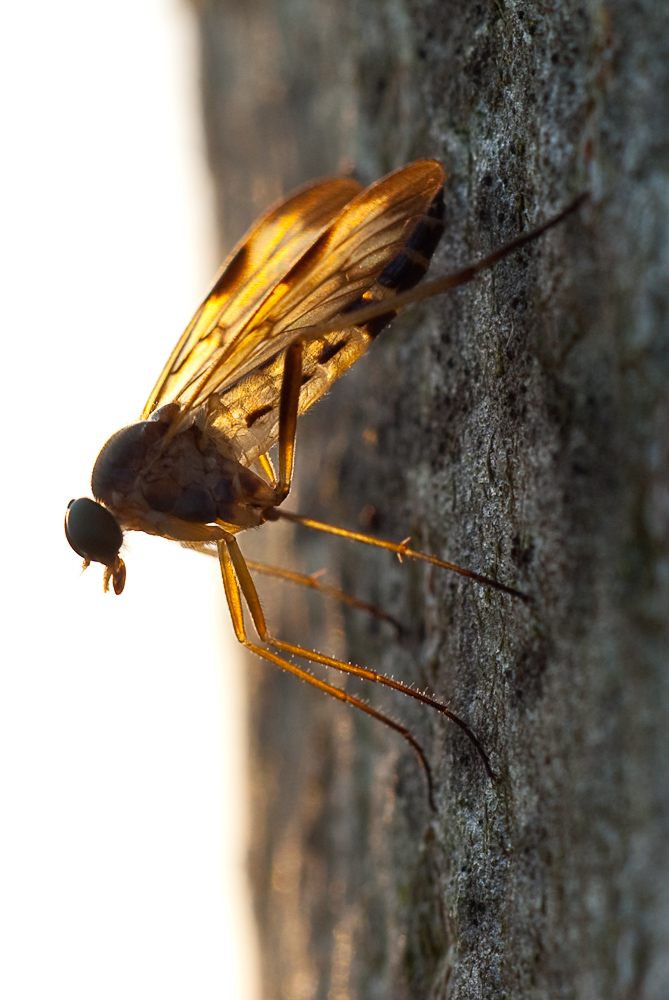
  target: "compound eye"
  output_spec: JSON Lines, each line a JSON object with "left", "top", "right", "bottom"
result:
{"left": 65, "top": 498, "right": 123, "bottom": 565}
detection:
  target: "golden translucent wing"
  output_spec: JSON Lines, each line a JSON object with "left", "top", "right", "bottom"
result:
{"left": 174, "top": 161, "right": 445, "bottom": 418}
{"left": 199, "top": 160, "right": 446, "bottom": 466}
{"left": 142, "top": 176, "right": 363, "bottom": 418}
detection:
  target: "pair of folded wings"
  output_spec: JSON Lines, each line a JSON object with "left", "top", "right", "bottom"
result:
{"left": 141, "top": 159, "right": 445, "bottom": 463}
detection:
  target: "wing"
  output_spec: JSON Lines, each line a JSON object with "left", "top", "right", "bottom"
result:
{"left": 202, "top": 160, "right": 446, "bottom": 467}
{"left": 171, "top": 160, "right": 445, "bottom": 416}
{"left": 142, "top": 175, "right": 364, "bottom": 418}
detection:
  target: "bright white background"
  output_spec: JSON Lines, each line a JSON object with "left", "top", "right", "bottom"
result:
{"left": 0, "top": 2, "right": 259, "bottom": 997}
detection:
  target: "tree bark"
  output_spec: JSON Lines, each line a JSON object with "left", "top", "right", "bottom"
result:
{"left": 192, "top": 1, "right": 669, "bottom": 997}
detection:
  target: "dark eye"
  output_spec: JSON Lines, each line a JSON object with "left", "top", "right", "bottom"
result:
{"left": 64, "top": 498, "right": 123, "bottom": 565}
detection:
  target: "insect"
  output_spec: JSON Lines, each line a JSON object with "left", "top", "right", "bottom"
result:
{"left": 65, "top": 160, "right": 582, "bottom": 805}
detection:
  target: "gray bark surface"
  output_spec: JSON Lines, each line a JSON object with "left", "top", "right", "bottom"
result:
{"left": 191, "top": 1, "right": 669, "bottom": 997}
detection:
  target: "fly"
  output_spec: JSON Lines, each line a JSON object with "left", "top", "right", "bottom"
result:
{"left": 65, "top": 160, "right": 584, "bottom": 806}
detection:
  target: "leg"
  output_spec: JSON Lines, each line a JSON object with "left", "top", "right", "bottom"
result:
{"left": 245, "top": 558, "right": 404, "bottom": 634}
{"left": 181, "top": 539, "right": 404, "bottom": 633}
{"left": 217, "top": 538, "right": 438, "bottom": 810}
{"left": 289, "top": 195, "right": 587, "bottom": 341}
{"left": 268, "top": 508, "right": 530, "bottom": 602}
{"left": 255, "top": 452, "right": 277, "bottom": 485}
{"left": 220, "top": 536, "right": 495, "bottom": 785}
{"left": 275, "top": 339, "right": 304, "bottom": 502}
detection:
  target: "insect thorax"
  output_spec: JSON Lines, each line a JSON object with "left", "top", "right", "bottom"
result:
{"left": 91, "top": 406, "right": 275, "bottom": 535}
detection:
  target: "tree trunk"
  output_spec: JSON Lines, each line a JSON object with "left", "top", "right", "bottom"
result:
{"left": 192, "top": 1, "right": 669, "bottom": 996}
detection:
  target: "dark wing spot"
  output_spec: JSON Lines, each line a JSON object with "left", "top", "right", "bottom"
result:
{"left": 209, "top": 244, "right": 249, "bottom": 300}
{"left": 317, "top": 339, "right": 349, "bottom": 365}
{"left": 246, "top": 404, "right": 274, "bottom": 428}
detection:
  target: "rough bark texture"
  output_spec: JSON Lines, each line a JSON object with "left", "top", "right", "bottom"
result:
{"left": 191, "top": 1, "right": 669, "bottom": 997}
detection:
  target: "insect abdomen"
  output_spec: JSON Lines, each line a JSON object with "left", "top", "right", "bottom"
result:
{"left": 376, "top": 186, "right": 445, "bottom": 293}
{"left": 355, "top": 186, "right": 445, "bottom": 340}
